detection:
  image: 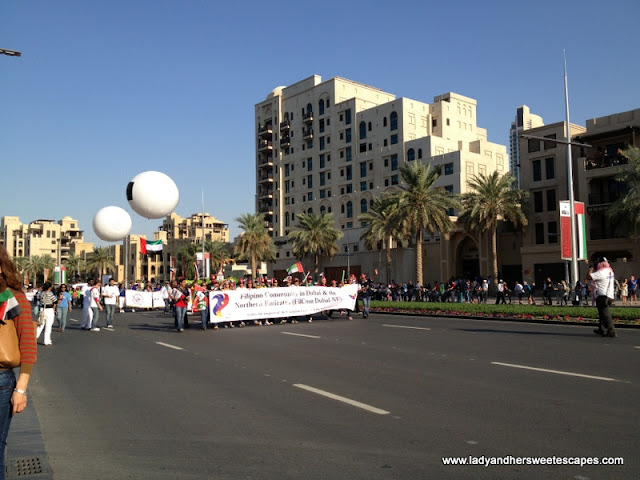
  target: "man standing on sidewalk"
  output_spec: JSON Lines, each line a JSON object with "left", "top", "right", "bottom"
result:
{"left": 587, "top": 258, "right": 616, "bottom": 337}
{"left": 102, "top": 278, "right": 119, "bottom": 329}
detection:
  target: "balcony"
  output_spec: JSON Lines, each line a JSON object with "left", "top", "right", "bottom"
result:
{"left": 588, "top": 191, "right": 625, "bottom": 206}
{"left": 279, "top": 120, "right": 290, "bottom": 132}
{"left": 259, "top": 189, "right": 274, "bottom": 200}
{"left": 303, "top": 128, "right": 313, "bottom": 140}
{"left": 258, "top": 173, "right": 274, "bottom": 184}
{"left": 258, "top": 154, "right": 274, "bottom": 168}
{"left": 280, "top": 136, "right": 291, "bottom": 148}
{"left": 258, "top": 124, "right": 273, "bottom": 138}
{"left": 585, "top": 153, "right": 628, "bottom": 171}
{"left": 258, "top": 140, "right": 273, "bottom": 152}
{"left": 259, "top": 202, "right": 274, "bottom": 215}
{"left": 303, "top": 112, "right": 313, "bottom": 124}
{"left": 265, "top": 221, "right": 274, "bottom": 231}
{"left": 590, "top": 228, "right": 626, "bottom": 240}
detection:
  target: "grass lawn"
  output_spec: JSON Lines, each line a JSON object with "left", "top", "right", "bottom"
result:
{"left": 369, "top": 300, "right": 640, "bottom": 325}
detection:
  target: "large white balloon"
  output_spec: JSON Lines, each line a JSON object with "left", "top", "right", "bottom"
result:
{"left": 126, "top": 171, "right": 179, "bottom": 219}
{"left": 93, "top": 206, "right": 132, "bottom": 242}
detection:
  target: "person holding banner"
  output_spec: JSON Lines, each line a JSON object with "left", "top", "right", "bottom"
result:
{"left": 172, "top": 279, "right": 191, "bottom": 332}
{"left": 587, "top": 258, "right": 616, "bottom": 338}
{"left": 194, "top": 285, "right": 209, "bottom": 330}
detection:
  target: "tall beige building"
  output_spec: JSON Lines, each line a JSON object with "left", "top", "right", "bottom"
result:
{"left": 255, "top": 75, "right": 509, "bottom": 282}
{"left": 518, "top": 107, "right": 640, "bottom": 287}
{"left": 509, "top": 106, "right": 544, "bottom": 188}
{"left": 1, "top": 215, "right": 88, "bottom": 263}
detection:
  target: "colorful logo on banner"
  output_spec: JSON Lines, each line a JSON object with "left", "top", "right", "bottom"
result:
{"left": 211, "top": 293, "right": 229, "bottom": 316}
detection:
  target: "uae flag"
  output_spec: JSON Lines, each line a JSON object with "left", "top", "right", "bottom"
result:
{"left": 140, "top": 238, "right": 163, "bottom": 255}
{"left": 286, "top": 262, "right": 304, "bottom": 274}
{"left": 560, "top": 201, "right": 587, "bottom": 261}
{"left": 0, "top": 289, "right": 21, "bottom": 322}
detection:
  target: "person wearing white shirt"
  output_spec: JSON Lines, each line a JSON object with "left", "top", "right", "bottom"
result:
{"left": 102, "top": 278, "right": 119, "bottom": 329}
{"left": 89, "top": 280, "right": 103, "bottom": 331}
{"left": 587, "top": 258, "right": 616, "bottom": 337}
{"left": 80, "top": 280, "right": 94, "bottom": 330}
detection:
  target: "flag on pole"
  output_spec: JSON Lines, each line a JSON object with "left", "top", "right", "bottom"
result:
{"left": 286, "top": 262, "right": 304, "bottom": 275}
{"left": 560, "top": 201, "right": 587, "bottom": 261}
{"left": 140, "top": 238, "right": 163, "bottom": 255}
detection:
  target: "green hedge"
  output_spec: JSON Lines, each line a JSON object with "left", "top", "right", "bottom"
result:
{"left": 369, "top": 300, "right": 640, "bottom": 324}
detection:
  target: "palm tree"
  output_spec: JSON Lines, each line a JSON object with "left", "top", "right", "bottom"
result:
{"left": 12, "top": 257, "right": 29, "bottom": 282}
{"left": 178, "top": 243, "right": 198, "bottom": 279}
{"left": 26, "top": 255, "right": 56, "bottom": 285}
{"left": 608, "top": 146, "right": 640, "bottom": 237}
{"left": 390, "top": 162, "right": 460, "bottom": 285}
{"left": 234, "top": 213, "right": 276, "bottom": 278}
{"left": 63, "top": 254, "right": 86, "bottom": 280}
{"left": 359, "top": 195, "right": 404, "bottom": 284}
{"left": 287, "top": 212, "right": 343, "bottom": 275}
{"left": 458, "top": 171, "right": 528, "bottom": 290}
{"left": 86, "top": 247, "right": 116, "bottom": 278}
{"left": 205, "top": 240, "right": 232, "bottom": 274}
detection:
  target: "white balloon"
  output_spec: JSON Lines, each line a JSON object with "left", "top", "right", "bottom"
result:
{"left": 126, "top": 171, "right": 179, "bottom": 219}
{"left": 93, "top": 206, "right": 132, "bottom": 242}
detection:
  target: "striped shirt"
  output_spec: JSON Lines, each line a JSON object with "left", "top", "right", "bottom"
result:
{"left": 12, "top": 289, "right": 37, "bottom": 375}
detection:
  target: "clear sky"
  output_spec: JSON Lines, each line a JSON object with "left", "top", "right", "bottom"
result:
{"left": 1, "top": 0, "right": 639, "bottom": 247}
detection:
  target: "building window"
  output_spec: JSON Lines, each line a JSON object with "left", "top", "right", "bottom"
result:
{"left": 359, "top": 121, "right": 366, "bottom": 140}
{"left": 345, "top": 128, "right": 352, "bottom": 143}
{"left": 319, "top": 119, "right": 325, "bottom": 133}
{"left": 319, "top": 136, "right": 325, "bottom": 151}
{"left": 360, "top": 162, "right": 367, "bottom": 178}
{"left": 534, "top": 191, "right": 543, "bottom": 212}
{"left": 548, "top": 221, "right": 558, "bottom": 244}
{"left": 407, "top": 148, "right": 415, "bottom": 161}
{"left": 360, "top": 143, "right": 366, "bottom": 153}
{"left": 545, "top": 157, "right": 555, "bottom": 179}
{"left": 418, "top": 148, "right": 422, "bottom": 159}
{"left": 390, "top": 134, "right": 398, "bottom": 145}
{"left": 346, "top": 166, "right": 352, "bottom": 181}
{"left": 528, "top": 139, "right": 540, "bottom": 153}
{"left": 320, "top": 189, "right": 325, "bottom": 199}
{"left": 360, "top": 181, "right": 367, "bottom": 191}
{"left": 345, "top": 108, "right": 352, "bottom": 125}
{"left": 444, "top": 163, "right": 454, "bottom": 175}
{"left": 544, "top": 134, "right": 556, "bottom": 150}
{"left": 307, "top": 157, "right": 312, "bottom": 171}
{"left": 390, "top": 112, "right": 398, "bottom": 131}
{"left": 346, "top": 147, "right": 352, "bottom": 162}
{"left": 535, "top": 223, "right": 545, "bottom": 244}
{"left": 320, "top": 172, "right": 325, "bottom": 186}
{"left": 360, "top": 199, "right": 368, "bottom": 213}
{"left": 546, "top": 189, "right": 556, "bottom": 211}
{"left": 346, "top": 184, "right": 353, "bottom": 193}
{"left": 346, "top": 201, "right": 353, "bottom": 218}
{"left": 307, "top": 175, "right": 313, "bottom": 188}
{"left": 391, "top": 175, "right": 399, "bottom": 185}
{"left": 383, "top": 117, "right": 387, "bottom": 127}
{"left": 391, "top": 154, "right": 398, "bottom": 171}
{"left": 532, "top": 160, "right": 542, "bottom": 181}
{"left": 319, "top": 154, "right": 325, "bottom": 169}
{"left": 319, "top": 99, "right": 325, "bottom": 116}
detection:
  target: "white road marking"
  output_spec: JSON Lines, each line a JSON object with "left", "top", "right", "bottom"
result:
{"left": 155, "top": 342, "right": 184, "bottom": 351}
{"left": 382, "top": 324, "right": 431, "bottom": 331}
{"left": 491, "top": 362, "right": 619, "bottom": 382}
{"left": 282, "top": 332, "right": 321, "bottom": 339}
{"left": 293, "top": 384, "right": 390, "bottom": 415}
{"left": 634, "top": 346, "right": 640, "bottom": 349}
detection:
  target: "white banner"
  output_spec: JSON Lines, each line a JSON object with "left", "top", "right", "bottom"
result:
{"left": 152, "top": 291, "right": 165, "bottom": 308}
{"left": 125, "top": 290, "right": 153, "bottom": 309}
{"left": 208, "top": 284, "right": 359, "bottom": 323}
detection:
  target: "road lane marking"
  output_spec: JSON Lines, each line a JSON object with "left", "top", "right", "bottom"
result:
{"left": 491, "top": 362, "right": 619, "bottom": 382}
{"left": 382, "top": 324, "right": 431, "bottom": 331}
{"left": 634, "top": 346, "right": 640, "bottom": 349}
{"left": 282, "top": 332, "right": 321, "bottom": 339}
{"left": 156, "top": 342, "right": 184, "bottom": 351}
{"left": 293, "top": 384, "right": 390, "bottom": 415}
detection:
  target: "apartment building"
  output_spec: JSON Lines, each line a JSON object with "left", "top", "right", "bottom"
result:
{"left": 509, "top": 106, "right": 544, "bottom": 188}
{"left": 0, "top": 215, "right": 88, "bottom": 263}
{"left": 519, "top": 107, "right": 640, "bottom": 287}
{"left": 255, "top": 75, "right": 509, "bottom": 282}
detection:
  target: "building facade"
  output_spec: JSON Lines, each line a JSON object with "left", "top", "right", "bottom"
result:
{"left": 1, "top": 215, "right": 89, "bottom": 263}
{"left": 509, "top": 106, "right": 544, "bottom": 188}
{"left": 255, "top": 75, "right": 510, "bottom": 283}
{"left": 518, "top": 108, "right": 640, "bottom": 287}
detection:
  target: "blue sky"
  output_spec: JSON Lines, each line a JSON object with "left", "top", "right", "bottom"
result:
{"left": 1, "top": 0, "right": 639, "bottom": 246}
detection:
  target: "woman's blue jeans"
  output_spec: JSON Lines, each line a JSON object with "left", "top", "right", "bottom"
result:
{"left": 56, "top": 307, "right": 69, "bottom": 331}
{"left": 0, "top": 369, "right": 17, "bottom": 480}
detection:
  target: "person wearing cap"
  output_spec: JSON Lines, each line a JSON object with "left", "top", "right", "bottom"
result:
{"left": 495, "top": 279, "right": 506, "bottom": 304}
{"left": 587, "top": 258, "right": 616, "bottom": 337}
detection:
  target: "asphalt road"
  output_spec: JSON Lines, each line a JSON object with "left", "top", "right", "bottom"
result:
{"left": 26, "top": 310, "right": 640, "bottom": 479}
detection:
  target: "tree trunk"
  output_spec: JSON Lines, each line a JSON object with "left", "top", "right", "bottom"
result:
{"left": 415, "top": 228, "right": 423, "bottom": 285}
{"left": 251, "top": 254, "right": 257, "bottom": 280}
{"left": 314, "top": 253, "right": 319, "bottom": 276}
{"left": 385, "top": 235, "right": 392, "bottom": 285}
{"left": 490, "top": 226, "right": 498, "bottom": 292}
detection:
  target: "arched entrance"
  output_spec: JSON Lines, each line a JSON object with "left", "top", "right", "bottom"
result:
{"left": 456, "top": 236, "right": 480, "bottom": 279}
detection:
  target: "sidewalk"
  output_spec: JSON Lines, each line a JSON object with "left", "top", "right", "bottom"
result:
{"left": 5, "top": 397, "right": 53, "bottom": 479}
